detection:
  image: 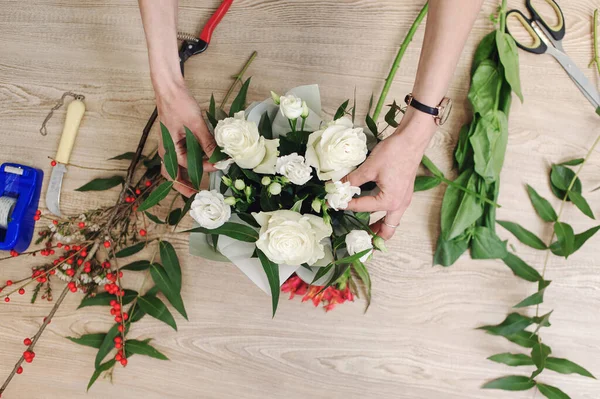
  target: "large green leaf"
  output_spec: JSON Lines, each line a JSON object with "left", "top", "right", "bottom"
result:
{"left": 160, "top": 122, "right": 178, "bottom": 180}
{"left": 514, "top": 286, "right": 548, "bottom": 308}
{"left": 125, "top": 339, "right": 168, "bottom": 360}
{"left": 554, "top": 222, "right": 575, "bottom": 258}
{"left": 75, "top": 176, "right": 124, "bottom": 192}
{"left": 526, "top": 185, "right": 557, "bottom": 222}
{"left": 470, "top": 110, "right": 509, "bottom": 183}
{"left": 471, "top": 30, "right": 496, "bottom": 75}
{"left": 334, "top": 99, "right": 349, "bottom": 120}
{"left": 468, "top": 59, "right": 501, "bottom": 115}
{"left": 503, "top": 330, "right": 540, "bottom": 348}
{"left": 502, "top": 253, "right": 542, "bottom": 282}
{"left": 531, "top": 342, "right": 552, "bottom": 373}
{"left": 229, "top": 77, "right": 251, "bottom": 116}
{"left": 536, "top": 383, "right": 571, "bottom": 399}
{"left": 487, "top": 353, "right": 534, "bottom": 367}
{"left": 149, "top": 264, "right": 187, "bottom": 320}
{"left": 121, "top": 260, "right": 151, "bottom": 271}
{"left": 257, "top": 249, "right": 280, "bottom": 317}
{"left": 433, "top": 234, "right": 470, "bottom": 266}
{"left": 550, "top": 164, "right": 582, "bottom": 200}
{"left": 78, "top": 290, "right": 137, "bottom": 308}
{"left": 440, "top": 170, "right": 483, "bottom": 240}
{"left": 185, "top": 222, "right": 258, "bottom": 243}
{"left": 471, "top": 226, "right": 508, "bottom": 259}
{"left": 496, "top": 31, "right": 524, "bottom": 101}
{"left": 479, "top": 313, "right": 533, "bottom": 336}
{"left": 159, "top": 241, "right": 181, "bottom": 290}
{"left": 482, "top": 375, "right": 535, "bottom": 391}
{"left": 66, "top": 333, "right": 107, "bottom": 349}
{"left": 94, "top": 323, "right": 123, "bottom": 368}
{"left": 413, "top": 176, "right": 441, "bottom": 192}
{"left": 352, "top": 260, "right": 371, "bottom": 310}
{"left": 144, "top": 211, "right": 165, "bottom": 224}
{"left": 258, "top": 112, "right": 273, "bottom": 139}
{"left": 545, "top": 357, "right": 596, "bottom": 378}
{"left": 567, "top": 191, "right": 594, "bottom": 219}
{"left": 138, "top": 294, "right": 177, "bottom": 330}
{"left": 115, "top": 242, "right": 146, "bottom": 258}
{"left": 208, "top": 146, "right": 227, "bottom": 163}
{"left": 560, "top": 158, "right": 584, "bottom": 166}
{"left": 498, "top": 220, "right": 546, "bottom": 250}
{"left": 185, "top": 126, "right": 204, "bottom": 190}
{"left": 138, "top": 181, "right": 173, "bottom": 212}
{"left": 87, "top": 359, "right": 116, "bottom": 391}
{"left": 550, "top": 225, "right": 600, "bottom": 256}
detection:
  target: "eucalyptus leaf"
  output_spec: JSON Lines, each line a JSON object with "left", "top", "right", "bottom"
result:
{"left": 514, "top": 286, "right": 547, "bottom": 308}
{"left": 384, "top": 102, "right": 399, "bottom": 128}
{"left": 531, "top": 342, "right": 552, "bottom": 371}
{"left": 138, "top": 294, "right": 177, "bottom": 331}
{"left": 185, "top": 126, "right": 204, "bottom": 190}
{"left": 138, "top": 181, "right": 173, "bottom": 212}
{"left": 545, "top": 357, "right": 596, "bottom": 378}
{"left": 121, "top": 260, "right": 151, "bottom": 271}
{"left": 229, "top": 77, "right": 251, "bottom": 116}
{"left": 554, "top": 222, "right": 575, "bottom": 258}
{"left": 160, "top": 123, "right": 178, "bottom": 180}
{"left": 497, "top": 220, "right": 547, "bottom": 250}
{"left": 75, "top": 176, "right": 124, "bottom": 192}
{"left": 159, "top": 241, "right": 182, "bottom": 292}
{"left": 479, "top": 313, "right": 534, "bottom": 336}
{"left": 482, "top": 375, "right": 535, "bottom": 391}
{"left": 366, "top": 114, "right": 378, "bottom": 137}
{"left": 550, "top": 225, "right": 600, "bottom": 257}
{"left": 487, "top": 353, "right": 534, "bottom": 367}
{"left": 167, "top": 208, "right": 182, "bottom": 226}
{"left": 257, "top": 249, "right": 280, "bottom": 317}
{"left": 526, "top": 185, "right": 557, "bottom": 222}
{"left": 149, "top": 264, "right": 187, "bottom": 320}
{"left": 567, "top": 191, "right": 594, "bottom": 219}
{"left": 115, "top": 242, "right": 146, "bottom": 258}
{"left": 502, "top": 253, "right": 542, "bottom": 282}
{"left": 536, "top": 383, "right": 571, "bottom": 399}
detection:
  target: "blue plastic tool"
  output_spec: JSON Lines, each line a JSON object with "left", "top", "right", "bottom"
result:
{"left": 0, "top": 163, "right": 43, "bottom": 253}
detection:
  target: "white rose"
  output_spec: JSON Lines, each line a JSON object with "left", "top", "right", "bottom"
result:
{"left": 305, "top": 117, "right": 368, "bottom": 181}
{"left": 276, "top": 153, "right": 312, "bottom": 185}
{"left": 190, "top": 190, "right": 231, "bottom": 229}
{"left": 345, "top": 230, "right": 373, "bottom": 263}
{"left": 325, "top": 180, "right": 361, "bottom": 211}
{"left": 253, "top": 210, "right": 333, "bottom": 266}
{"left": 279, "top": 95, "right": 304, "bottom": 120}
{"left": 214, "top": 111, "right": 279, "bottom": 173}
{"left": 214, "top": 158, "right": 234, "bottom": 171}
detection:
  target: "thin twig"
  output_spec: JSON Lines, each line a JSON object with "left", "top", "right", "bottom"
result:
{"left": 589, "top": 9, "right": 600, "bottom": 77}
{"left": 219, "top": 51, "right": 258, "bottom": 109}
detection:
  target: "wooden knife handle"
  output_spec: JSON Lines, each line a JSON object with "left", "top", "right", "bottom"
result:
{"left": 55, "top": 99, "right": 85, "bottom": 164}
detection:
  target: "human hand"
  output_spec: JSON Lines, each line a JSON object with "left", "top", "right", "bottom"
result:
{"left": 343, "top": 110, "right": 436, "bottom": 240}
{"left": 155, "top": 81, "right": 217, "bottom": 197}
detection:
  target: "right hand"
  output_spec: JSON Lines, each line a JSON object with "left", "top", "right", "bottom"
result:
{"left": 155, "top": 81, "right": 218, "bottom": 197}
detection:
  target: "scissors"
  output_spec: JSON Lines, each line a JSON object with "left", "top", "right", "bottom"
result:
{"left": 506, "top": 0, "right": 600, "bottom": 115}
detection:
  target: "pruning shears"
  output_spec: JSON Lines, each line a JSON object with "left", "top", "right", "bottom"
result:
{"left": 506, "top": 0, "right": 600, "bottom": 114}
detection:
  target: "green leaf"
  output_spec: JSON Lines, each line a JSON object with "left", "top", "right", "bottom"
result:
{"left": 160, "top": 122, "right": 178, "bottom": 180}
{"left": 94, "top": 323, "right": 123, "bottom": 368}
{"left": 550, "top": 164, "right": 582, "bottom": 200}
{"left": 550, "top": 225, "right": 600, "bottom": 256}
{"left": 471, "top": 226, "right": 508, "bottom": 259}
{"left": 145, "top": 211, "right": 165, "bottom": 224}
{"left": 208, "top": 146, "right": 227, "bottom": 163}
{"left": 75, "top": 176, "right": 124, "bottom": 192}
{"left": 257, "top": 249, "right": 280, "bottom": 317}
{"left": 311, "top": 264, "right": 333, "bottom": 284}
{"left": 365, "top": 114, "right": 378, "bottom": 137}
{"left": 87, "top": 359, "right": 115, "bottom": 391}
{"left": 125, "top": 339, "right": 168, "bottom": 360}
{"left": 208, "top": 93, "right": 216, "bottom": 117}
{"left": 121, "top": 260, "right": 151, "bottom": 271}
{"left": 504, "top": 330, "right": 540, "bottom": 348}
{"left": 352, "top": 260, "right": 371, "bottom": 310}
{"left": 421, "top": 155, "right": 443, "bottom": 177}
{"left": 185, "top": 126, "right": 204, "bottom": 190}
{"left": 440, "top": 170, "right": 484, "bottom": 240}
{"left": 108, "top": 152, "right": 136, "bottom": 161}
{"left": 482, "top": 375, "right": 535, "bottom": 391}
{"left": 334, "top": 99, "right": 349, "bottom": 120}
{"left": 331, "top": 248, "right": 372, "bottom": 266}
{"left": 138, "top": 181, "right": 173, "bottom": 212}
{"left": 149, "top": 263, "right": 187, "bottom": 320}
{"left": 530, "top": 310, "right": 553, "bottom": 336}
{"left": 433, "top": 234, "right": 470, "bottom": 267}
{"left": 115, "top": 242, "right": 146, "bottom": 258}
{"left": 229, "top": 77, "right": 251, "bottom": 116}
{"left": 487, "top": 353, "right": 534, "bottom": 367}
{"left": 138, "top": 294, "right": 177, "bottom": 330}
{"left": 560, "top": 158, "right": 584, "bottom": 166}
{"left": 468, "top": 59, "right": 501, "bottom": 115}
{"left": 471, "top": 31, "right": 496, "bottom": 75}
{"left": 384, "top": 102, "right": 399, "bottom": 128}
{"left": 167, "top": 208, "right": 182, "bottom": 226}
{"left": 66, "top": 333, "right": 107, "bottom": 349}
{"left": 567, "top": 191, "right": 595, "bottom": 219}
{"left": 497, "top": 220, "right": 547, "bottom": 250}
{"left": 496, "top": 31, "right": 524, "bottom": 102}
{"left": 526, "top": 185, "right": 557, "bottom": 222}
{"left": 536, "top": 383, "right": 571, "bottom": 399}
{"left": 184, "top": 222, "right": 258, "bottom": 243}
{"left": 258, "top": 112, "right": 273, "bottom": 139}
{"left": 502, "top": 253, "right": 542, "bottom": 282}
{"left": 454, "top": 122, "right": 474, "bottom": 170}
{"left": 479, "top": 313, "right": 533, "bottom": 336}
{"left": 78, "top": 290, "right": 137, "bottom": 308}
{"left": 413, "top": 176, "right": 441, "bottom": 192}
{"left": 236, "top": 213, "right": 260, "bottom": 228}
{"left": 514, "top": 286, "right": 548, "bottom": 308}
{"left": 554, "top": 222, "right": 575, "bottom": 258}
{"left": 470, "top": 110, "right": 509, "bottom": 183}
{"left": 545, "top": 357, "right": 596, "bottom": 378}
{"left": 531, "top": 342, "right": 552, "bottom": 371}
{"left": 160, "top": 240, "right": 182, "bottom": 290}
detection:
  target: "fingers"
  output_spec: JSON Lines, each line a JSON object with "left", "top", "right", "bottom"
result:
{"left": 161, "top": 164, "right": 197, "bottom": 198}
{"left": 342, "top": 166, "right": 373, "bottom": 188}
{"left": 376, "top": 209, "right": 404, "bottom": 240}
{"left": 345, "top": 194, "right": 384, "bottom": 213}
{"left": 192, "top": 123, "right": 217, "bottom": 158}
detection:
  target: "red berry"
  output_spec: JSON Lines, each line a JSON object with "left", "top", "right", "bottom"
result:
{"left": 33, "top": 215, "right": 40, "bottom": 221}
{"left": 77, "top": 259, "right": 83, "bottom": 266}
{"left": 118, "top": 325, "right": 124, "bottom": 333}
{"left": 50, "top": 160, "right": 57, "bottom": 167}
{"left": 114, "top": 342, "right": 122, "bottom": 349}
{"left": 78, "top": 222, "right": 85, "bottom": 228}
{"left": 18, "top": 288, "right": 25, "bottom": 295}
{"left": 113, "top": 303, "right": 121, "bottom": 311}
{"left": 135, "top": 189, "right": 141, "bottom": 195}
{"left": 115, "top": 316, "right": 123, "bottom": 323}
{"left": 103, "top": 241, "right": 111, "bottom": 248}
{"left": 102, "top": 261, "right": 110, "bottom": 269}
{"left": 81, "top": 250, "right": 87, "bottom": 257}
{"left": 64, "top": 245, "right": 70, "bottom": 251}
{"left": 122, "top": 313, "right": 129, "bottom": 321}
{"left": 24, "top": 338, "right": 32, "bottom": 346}
{"left": 52, "top": 220, "right": 58, "bottom": 225}
{"left": 6, "top": 280, "right": 13, "bottom": 286}
{"left": 114, "top": 336, "right": 122, "bottom": 344}
{"left": 66, "top": 259, "right": 73, "bottom": 265}
{"left": 35, "top": 210, "right": 41, "bottom": 216}
{"left": 66, "top": 269, "right": 74, "bottom": 276}
{"left": 145, "top": 181, "right": 152, "bottom": 187}
{"left": 115, "top": 353, "right": 122, "bottom": 361}
{"left": 70, "top": 287, "right": 77, "bottom": 293}
{"left": 16, "top": 366, "right": 23, "bottom": 374}
{"left": 4, "top": 297, "right": 10, "bottom": 303}
{"left": 49, "top": 250, "right": 55, "bottom": 255}
{"left": 57, "top": 243, "right": 62, "bottom": 248}
{"left": 49, "top": 270, "right": 56, "bottom": 275}
{"left": 118, "top": 272, "right": 123, "bottom": 278}
{"left": 120, "top": 358, "right": 128, "bottom": 367}
{"left": 139, "top": 229, "right": 147, "bottom": 237}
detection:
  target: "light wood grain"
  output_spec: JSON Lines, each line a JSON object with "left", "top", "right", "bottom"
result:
{"left": 1, "top": 0, "right": 600, "bottom": 398}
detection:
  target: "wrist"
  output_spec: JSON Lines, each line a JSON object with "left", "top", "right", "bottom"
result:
{"left": 151, "top": 69, "right": 185, "bottom": 101}
{"left": 393, "top": 106, "right": 437, "bottom": 150}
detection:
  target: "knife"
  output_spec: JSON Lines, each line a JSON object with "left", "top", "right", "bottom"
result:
{"left": 45, "top": 98, "right": 86, "bottom": 216}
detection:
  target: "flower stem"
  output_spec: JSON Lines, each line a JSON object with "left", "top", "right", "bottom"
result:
{"left": 499, "top": 0, "right": 508, "bottom": 33}
{"left": 220, "top": 51, "right": 258, "bottom": 109}
{"left": 372, "top": 3, "right": 428, "bottom": 122}
{"left": 589, "top": 9, "right": 600, "bottom": 77}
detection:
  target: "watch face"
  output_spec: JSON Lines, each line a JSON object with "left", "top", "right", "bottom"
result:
{"left": 437, "top": 98, "right": 453, "bottom": 125}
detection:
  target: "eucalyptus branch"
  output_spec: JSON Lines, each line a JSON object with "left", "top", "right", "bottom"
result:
{"left": 372, "top": 3, "right": 428, "bottom": 122}
{"left": 220, "top": 51, "right": 258, "bottom": 109}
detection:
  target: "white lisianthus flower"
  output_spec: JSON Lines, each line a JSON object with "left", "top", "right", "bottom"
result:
{"left": 279, "top": 94, "right": 304, "bottom": 120}
{"left": 276, "top": 153, "right": 312, "bottom": 185}
{"left": 325, "top": 180, "right": 361, "bottom": 211}
{"left": 190, "top": 190, "right": 231, "bottom": 229}
{"left": 214, "top": 111, "right": 279, "bottom": 173}
{"left": 345, "top": 230, "right": 373, "bottom": 263}
{"left": 253, "top": 210, "right": 333, "bottom": 266}
{"left": 305, "top": 117, "right": 368, "bottom": 181}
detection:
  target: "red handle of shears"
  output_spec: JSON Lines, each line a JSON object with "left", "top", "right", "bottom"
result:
{"left": 199, "top": 0, "right": 234, "bottom": 44}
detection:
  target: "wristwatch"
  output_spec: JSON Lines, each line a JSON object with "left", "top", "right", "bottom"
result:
{"left": 404, "top": 93, "right": 453, "bottom": 126}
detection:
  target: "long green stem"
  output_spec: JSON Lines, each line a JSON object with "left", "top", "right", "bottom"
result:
{"left": 589, "top": 9, "right": 600, "bottom": 77}
{"left": 372, "top": 3, "right": 428, "bottom": 122}
{"left": 499, "top": 0, "right": 508, "bottom": 33}
{"left": 438, "top": 175, "right": 500, "bottom": 208}
{"left": 220, "top": 51, "right": 258, "bottom": 109}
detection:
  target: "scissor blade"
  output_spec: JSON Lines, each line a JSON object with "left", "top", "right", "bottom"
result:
{"left": 45, "top": 163, "right": 67, "bottom": 217}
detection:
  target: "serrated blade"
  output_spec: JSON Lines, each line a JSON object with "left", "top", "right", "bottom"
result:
{"left": 45, "top": 163, "right": 67, "bottom": 217}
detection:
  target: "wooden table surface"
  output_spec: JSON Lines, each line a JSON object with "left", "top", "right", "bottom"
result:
{"left": 1, "top": 0, "right": 599, "bottom": 398}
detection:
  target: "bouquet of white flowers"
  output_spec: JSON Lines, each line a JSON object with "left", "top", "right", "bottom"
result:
{"left": 187, "top": 83, "right": 386, "bottom": 315}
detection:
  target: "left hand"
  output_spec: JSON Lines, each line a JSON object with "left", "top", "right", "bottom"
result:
{"left": 343, "top": 112, "right": 436, "bottom": 240}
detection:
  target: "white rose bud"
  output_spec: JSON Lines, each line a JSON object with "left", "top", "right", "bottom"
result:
{"left": 252, "top": 210, "right": 333, "bottom": 266}
{"left": 261, "top": 176, "right": 272, "bottom": 186}
{"left": 271, "top": 91, "right": 280, "bottom": 105}
{"left": 279, "top": 94, "right": 304, "bottom": 120}
{"left": 244, "top": 186, "right": 252, "bottom": 198}
{"left": 345, "top": 230, "right": 373, "bottom": 263}
{"left": 190, "top": 190, "right": 232, "bottom": 229}
{"left": 325, "top": 180, "right": 361, "bottom": 211}
{"left": 275, "top": 153, "right": 313, "bottom": 185}
{"left": 224, "top": 196, "right": 237, "bottom": 206}
{"left": 268, "top": 182, "right": 282, "bottom": 195}
{"left": 311, "top": 198, "right": 322, "bottom": 213}
{"left": 305, "top": 117, "right": 368, "bottom": 181}
{"left": 301, "top": 101, "right": 309, "bottom": 118}
{"left": 234, "top": 179, "right": 245, "bottom": 190}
